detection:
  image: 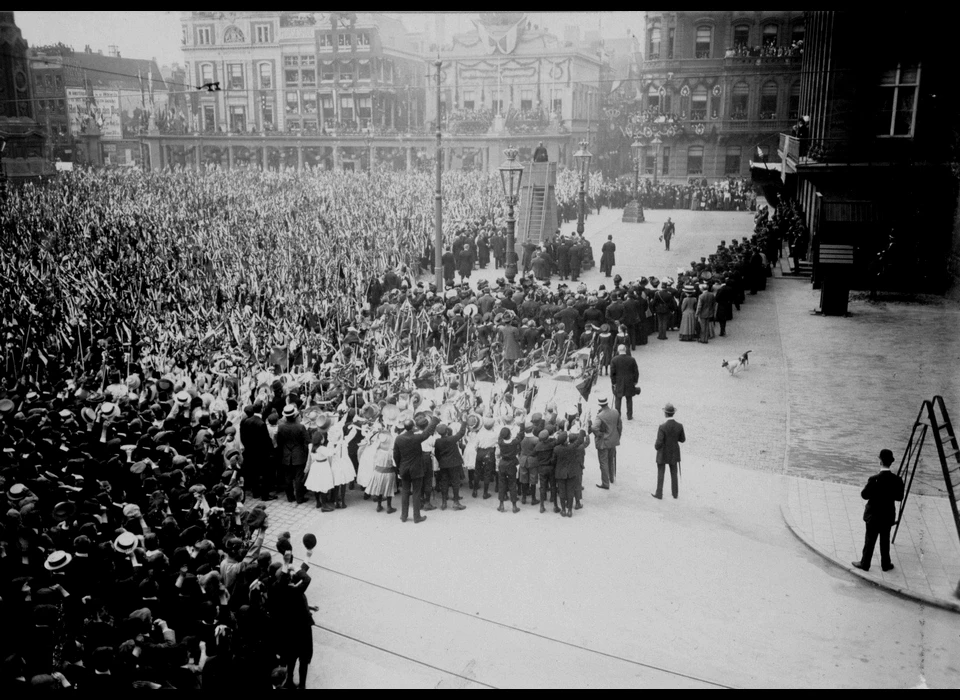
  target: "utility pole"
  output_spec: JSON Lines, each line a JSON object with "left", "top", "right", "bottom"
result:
{"left": 434, "top": 58, "right": 443, "bottom": 292}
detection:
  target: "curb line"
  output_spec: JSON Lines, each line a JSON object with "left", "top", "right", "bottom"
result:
{"left": 779, "top": 503, "right": 960, "bottom": 615}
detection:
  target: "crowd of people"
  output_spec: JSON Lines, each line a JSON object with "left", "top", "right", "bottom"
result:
{"left": 726, "top": 40, "right": 804, "bottom": 58}
{"left": 0, "top": 163, "right": 783, "bottom": 689}
{"left": 569, "top": 176, "right": 757, "bottom": 214}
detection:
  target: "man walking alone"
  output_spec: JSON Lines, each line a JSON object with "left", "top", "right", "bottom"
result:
{"left": 652, "top": 403, "right": 685, "bottom": 500}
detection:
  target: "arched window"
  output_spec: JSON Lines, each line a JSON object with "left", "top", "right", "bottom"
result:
{"left": 695, "top": 26, "right": 712, "bottom": 58}
{"left": 789, "top": 81, "right": 800, "bottom": 119}
{"left": 733, "top": 24, "right": 750, "bottom": 48}
{"left": 791, "top": 20, "right": 805, "bottom": 44}
{"left": 687, "top": 145, "right": 704, "bottom": 175}
{"left": 725, "top": 146, "right": 742, "bottom": 174}
{"left": 647, "top": 85, "right": 660, "bottom": 111}
{"left": 691, "top": 85, "right": 708, "bottom": 120}
{"left": 760, "top": 81, "right": 778, "bottom": 119}
{"left": 223, "top": 26, "right": 245, "bottom": 44}
{"left": 762, "top": 24, "right": 778, "bottom": 47}
{"left": 731, "top": 82, "right": 749, "bottom": 120}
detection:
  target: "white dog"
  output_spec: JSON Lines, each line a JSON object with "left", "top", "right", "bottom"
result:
{"left": 721, "top": 350, "right": 752, "bottom": 375}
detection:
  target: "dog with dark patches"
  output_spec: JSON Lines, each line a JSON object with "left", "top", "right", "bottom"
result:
{"left": 721, "top": 350, "right": 752, "bottom": 375}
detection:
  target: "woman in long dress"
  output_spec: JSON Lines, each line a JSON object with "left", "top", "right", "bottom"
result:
{"left": 364, "top": 422, "right": 398, "bottom": 513}
{"left": 355, "top": 423, "right": 377, "bottom": 497}
{"left": 304, "top": 426, "right": 336, "bottom": 511}
{"left": 327, "top": 416, "right": 359, "bottom": 509}
{"left": 678, "top": 287, "right": 699, "bottom": 341}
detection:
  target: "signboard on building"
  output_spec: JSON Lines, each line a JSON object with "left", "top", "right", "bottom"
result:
{"left": 92, "top": 90, "right": 123, "bottom": 141}
{"left": 66, "top": 88, "right": 88, "bottom": 136}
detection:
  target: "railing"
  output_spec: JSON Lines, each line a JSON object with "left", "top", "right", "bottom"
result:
{"left": 689, "top": 109, "right": 706, "bottom": 121}
{"left": 723, "top": 118, "right": 793, "bottom": 132}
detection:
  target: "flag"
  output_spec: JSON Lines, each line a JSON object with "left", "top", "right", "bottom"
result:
{"left": 575, "top": 368, "right": 597, "bottom": 401}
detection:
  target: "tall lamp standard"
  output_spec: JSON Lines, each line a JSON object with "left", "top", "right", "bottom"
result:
{"left": 434, "top": 58, "right": 443, "bottom": 293}
{"left": 498, "top": 147, "right": 524, "bottom": 283}
{"left": 573, "top": 140, "right": 592, "bottom": 236}
{"left": 631, "top": 137, "right": 646, "bottom": 222}
{"left": 650, "top": 134, "right": 663, "bottom": 186}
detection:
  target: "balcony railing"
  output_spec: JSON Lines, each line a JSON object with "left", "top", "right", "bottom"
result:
{"left": 689, "top": 109, "right": 706, "bottom": 121}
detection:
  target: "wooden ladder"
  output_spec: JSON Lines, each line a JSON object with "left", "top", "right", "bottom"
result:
{"left": 526, "top": 187, "right": 546, "bottom": 246}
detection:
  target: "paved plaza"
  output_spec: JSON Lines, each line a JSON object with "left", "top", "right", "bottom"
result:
{"left": 255, "top": 206, "right": 960, "bottom": 688}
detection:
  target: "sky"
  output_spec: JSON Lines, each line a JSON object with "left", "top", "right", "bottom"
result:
{"left": 14, "top": 11, "right": 645, "bottom": 68}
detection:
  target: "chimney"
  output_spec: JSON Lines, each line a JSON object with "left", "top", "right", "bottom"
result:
{"left": 108, "top": 45, "right": 118, "bottom": 57}
{"left": 84, "top": 44, "right": 92, "bottom": 53}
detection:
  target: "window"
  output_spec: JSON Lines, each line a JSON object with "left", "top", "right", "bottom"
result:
{"left": 197, "top": 27, "right": 212, "bottom": 45}
{"left": 695, "top": 26, "right": 712, "bottom": 58}
{"left": 285, "top": 69, "right": 299, "bottom": 86}
{"left": 648, "top": 22, "right": 661, "bottom": 59}
{"left": 384, "top": 61, "right": 394, "bottom": 83}
{"left": 38, "top": 99, "right": 46, "bottom": 114}
{"left": 643, "top": 153, "right": 654, "bottom": 175}
{"left": 762, "top": 24, "right": 778, "bottom": 47}
{"left": 303, "top": 118, "right": 318, "bottom": 133}
{"left": 284, "top": 56, "right": 299, "bottom": 66}
{"left": 691, "top": 86, "right": 707, "bottom": 120}
{"left": 667, "top": 28, "right": 675, "bottom": 58}
{"left": 876, "top": 63, "right": 920, "bottom": 137}
{"left": 687, "top": 145, "right": 704, "bottom": 175}
{"left": 760, "top": 81, "right": 778, "bottom": 118}
{"left": 285, "top": 91, "right": 299, "bottom": 114}
{"left": 358, "top": 61, "right": 371, "bottom": 81}
{"left": 201, "top": 63, "right": 214, "bottom": 84}
{"left": 223, "top": 27, "right": 244, "bottom": 44}
{"left": 340, "top": 95, "right": 354, "bottom": 121}
{"left": 338, "top": 33, "right": 350, "bottom": 47}
{"left": 259, "top": 63, "right": 272, "bottom": 89}
{"left": 357, "top": 32, "right": 370, "bottom": 47}
{"left": 43, "top": 74, "right": 52, "bottom": 88}
{"left": 732, "top": 82, "right": 749, "bottom": 119}
{"left": 647, "top": 85, "right": 660, "bottom": 111}
{"left": 287, "top": 119, "right": 301, "bottom": 134}
{"left": 358, "top": 96, "right": 372, "bottom": 119}
{"left": 463, "top": 90, "right": 476, "bottom": 110}
{"left": 55, "top": 75, "right": 62, "bottom": 90}
{"left": 662, "top": 146, "right": 670, "bottom": 175}
{"left": 520, "top": 89, "right": 533, "bottom": 111}
{"left": 255, "top": 24, "right": 271, "bottom": 44}
{"left": 261, "top": 96, "right": 274, "bottom": 127}
{"left": 319, "top": 34, "right": 333, "bottom": 49}
{"left": 551, "top": 89, "right": 562, "bottom": 114}
{"left": 492, "top": 92, "right": 503, "bottom": 114}
{"left": 229, "top": 106, "right": 245, "bottom": 132}
{"left": 301, "top": 69, "right": 316, "bottom": 87}
{"left": 228, "top": 64, "right": 244, "bottom": 90}
{"left": 203, "top": 105, "right": 215, "bottom": 131}
{"left": 733, "top": 24, "right": 750, "bottom": 48}
{"left": 321, "top": 62, "right": 335, "bottom": 82}
{"left": 301, "top": 55, "right": 315, "bottom": 66}
{"left": 791, "top": 21, "right": 805, "bottom": 44}
{"left": 788, "top": 81, "right": 800, "bottom": 120}
{"left": 302, "top": 92, "right": 317, "bottom": 114}
{"left": 321, "top": 95, "right": 334, "bottom": 119}
{"left": 339, "top": 61, "right": 354, "bottom": 82}
{"left": 725, "top": 146, "right": 742, "bottom": 174}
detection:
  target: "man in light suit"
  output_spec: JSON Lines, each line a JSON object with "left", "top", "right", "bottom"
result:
{"left": 592, "top": 397, "right": 621, "bottom": 490}
{"left": 852, "top": 449, "right": 904, "bottom": 572}
{"left": 652, "top": 402, "right": 685, "bottom": 500}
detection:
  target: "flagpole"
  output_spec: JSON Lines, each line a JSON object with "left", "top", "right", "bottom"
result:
{"left": 434, "top": 56, "right": 443, "bottom": 294}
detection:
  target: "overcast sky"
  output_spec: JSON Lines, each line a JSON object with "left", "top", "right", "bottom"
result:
{"left": 15, "top": 11, "right": 644, "bottom": 68}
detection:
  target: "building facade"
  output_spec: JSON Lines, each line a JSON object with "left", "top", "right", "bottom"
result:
{"left": 0, "top": 11, "right": 46, "bottom": 180}
{"left": 779, "top": 11, "right": 959, "bottom": 293}
{"left": 601, "top": 10, "right": 803, "bottom": 182}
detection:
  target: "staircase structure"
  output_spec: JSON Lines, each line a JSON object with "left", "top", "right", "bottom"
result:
{"left": 516, "top": 162, "right": 558, "bottom": 251}
{"left": 894, "top": 396, "right": 960, "bottom": 598}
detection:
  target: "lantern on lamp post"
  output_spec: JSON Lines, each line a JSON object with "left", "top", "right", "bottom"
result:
{"left": 498, "top": 146, "right": 524, "bottom": 283}
{"left": 573, "top": 140, "right": 592, "bottom": 236}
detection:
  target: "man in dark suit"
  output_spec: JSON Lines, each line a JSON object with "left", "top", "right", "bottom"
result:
{"left": 240, "top": 403, "right": 275, "bottom": 500}
{"left": 435, "top": 421, "right": 468, "bottom": 511}
{"left": 441, "top": 246, "right": 456, "bottom": 287}
{"left": 653, "top": 402, "right": 685, "bottom": 500}
{"left": 276, "top": 404, "right": 309, "bottom": 503}
{"left": 610, "top": 345, "right": 639, "bottom": 420}
{"left": 533, "top": 141, "right": 549, "bottom": 162}
{"left": 393, "top": 416, "right": 438, "bottom": 523}
{"left": 600, "top": 235, "right": 616, "bottom": 277}
{"left": 852, "top": 449, "right": 904, "bottom": 572}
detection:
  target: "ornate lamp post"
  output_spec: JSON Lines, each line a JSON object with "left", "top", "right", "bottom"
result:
{"left": 573, "top": 140, "right": 592, "bottom": 236}
{"left": 650, "top": 134, "right": 663, "bottom": 186}
{"left": 498, "top": 147, "right": 524, "bottom": 283}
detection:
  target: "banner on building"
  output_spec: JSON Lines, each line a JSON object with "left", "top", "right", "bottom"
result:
{"left": 66, "top": 88, "right": 89, "bottom": 136}
{"left": 92, "top": 90, "right": 123, "bottom": 140}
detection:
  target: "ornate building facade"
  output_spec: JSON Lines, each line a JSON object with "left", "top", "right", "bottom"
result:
{"left": 0, "top": 11, "right": 46, "bottom": 179}
{"left": 601, "top": 11, "right": 803, "bottom": 182}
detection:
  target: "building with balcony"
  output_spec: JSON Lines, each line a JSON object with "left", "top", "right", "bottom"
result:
{"left": 778, "top": 11, "right": 959, "bottom": 293}
{"left": 150, "top": 11, "right": 427, "bottom": 171}
{"left": 423, "top": 12, "right": 603, "bottom": 171}
{"left": 0, "top": 11, "right": 47, "bottom": 180}
{"left": 604, "top": 11, "right": 803, "bottom": 182}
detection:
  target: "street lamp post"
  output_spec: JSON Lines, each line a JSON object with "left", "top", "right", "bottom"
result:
{"left": 628, "top": 137, "right": 646, "bottom": 223}
{"left": 650, "top": 134, "right": 663, "bottom": 186}
{"left": 434, "top": 59, "right": 443, "bottom": 293}
{"left": 573, "top": 140, "right": 592, "bottom": 236}
{"left": 498, "top": 147, "right": 524, "bottom": 283}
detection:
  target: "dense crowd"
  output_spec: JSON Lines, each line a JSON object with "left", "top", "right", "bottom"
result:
{"left": 561, "top": 176, "right": 757, "bottom": 216}
{"left": 0, "top": 165, "right": 780, "bottom": 689}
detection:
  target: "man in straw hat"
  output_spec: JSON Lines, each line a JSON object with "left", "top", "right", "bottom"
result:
{"left": 653, "top": 403, "right": 685, "bottom": 500}
{"left": 277, "top": 404, "right": 309, "bottom": 504}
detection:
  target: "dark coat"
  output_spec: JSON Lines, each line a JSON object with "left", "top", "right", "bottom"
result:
{"left": 239, "top": 414, "right": 272, "bottom": 461}
{"left": 441, "top": 251, "right": 456, "bottom": 279}
{"left": 553, "top": 434, "right": 586, "bottom": 479}
{"left": 622, "top": 296, "right": 641, "bottom": 325}
{"left": 655, "top": 419, "right": 685, "bottom": 465}
{"left": 610, "top": 353, "right": 639, "bottom": 397}
{"left": 393, "top": 418, "right": 438, "bottom": 479}
{"left": 276, "top": 418, "right": 309, "bottom": 466}
{"left": 714, "top": 284, "right": 735, "bottom": 322}
{"left": 600, "top": 241, "right": 616, "bottom": 270}
{"left": 861, "top": 469, "right": 905, "bottom": 525}
{"left": 435, "top": 422, "right": 468, "bottom": 469}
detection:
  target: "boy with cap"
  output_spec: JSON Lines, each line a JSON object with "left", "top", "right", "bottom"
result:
{"left": 434, "top": 421, "right": 468, "bottom": 511}
{"left": 497, "top": 426, "right": 524, "bottom": 513}
{"left": 535, "top": 429, "right": 560, "bottom": 513}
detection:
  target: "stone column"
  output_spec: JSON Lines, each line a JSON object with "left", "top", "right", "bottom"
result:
{"left": 297, "top": 144, "right": 304, "bottom": 172}
{"left": 262, "top": 146, "right": 269, "bottom": 171}
{"left": 195, "top": 143, "right": 202, "bottom": 170}
{"left": 369, "top": 144, "right": 376, "bottom": 171}
{"left": 406, "top": 146, "right": 413, "bottom": 172}
{"left": 332, "top": 144, "right": 340, "bottom": 170}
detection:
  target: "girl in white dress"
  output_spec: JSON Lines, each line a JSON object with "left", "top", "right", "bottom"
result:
{"left": 364, "top": 422, "right": 398, "bottom": 513}
{"left": 327, "top": 415, "right": 358, "bottom": 509}
{"left": 304, "top": 426, "right": 336, "bottom": 511}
